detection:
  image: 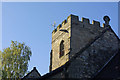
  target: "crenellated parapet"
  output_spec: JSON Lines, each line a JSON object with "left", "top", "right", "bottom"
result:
{"left": 81, "top": 17, "right": 101, "bottom": 27}
{"left": 52, "top": 14, "right": 78, "bottom": 34}
{"left": 81, "top": 17, "right": 90, "bottom": 24}
{"left": 52, "top": 14, "right": 109, "bottom": 34}
{"left": 92, "top": 20, "right": 100, "bottom": 27}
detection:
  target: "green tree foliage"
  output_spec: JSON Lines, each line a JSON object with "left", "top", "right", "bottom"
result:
{"left": 1, "top": 41, "right": 32, "bottom": 79}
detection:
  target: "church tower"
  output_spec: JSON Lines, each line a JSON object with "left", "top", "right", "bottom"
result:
{"left": 23, "top": 14, "right": 120, "bottom": 79}
{"left": 49, "top": 14, "right": 109, "bottom": 71}
{"left": 50, "top": 15, "right": 73, "bottom": 71}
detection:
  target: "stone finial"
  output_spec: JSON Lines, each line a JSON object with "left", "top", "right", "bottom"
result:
{"left": 103, "top": 16, "right": 110, "bottom": 26}
{"left": 33, "top": 67, "right": 36, "bottom": 70}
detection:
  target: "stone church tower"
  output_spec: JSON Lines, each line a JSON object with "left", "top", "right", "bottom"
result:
{"left": 23, "top": 14, "right": 120, "bottom": 79}
{"left": 50, "top": 14, "right": 119, "bottom": 74}
{"left": 50, "top": 15, "right": 72, "bottom": 71}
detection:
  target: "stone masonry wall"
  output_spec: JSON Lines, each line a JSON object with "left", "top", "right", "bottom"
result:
{"left": 70, "top": 17, "right": 104, "bottom": 58}
{"left": 47, "top": 15, "right": 119, "bottom": 79}
{"left": 68, "top": 30, "right": 119, "bottom": 78}
{"left": 51, "top": 14, "right": 108, "bottom": 71}
{"left": 51, "top": 14, "right": 105, "bottom": 71}
{"left": 51, "top": 15, "right": 72, "bottom": 71}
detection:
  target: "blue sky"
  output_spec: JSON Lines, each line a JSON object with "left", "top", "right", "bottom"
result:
{"left": 2, "top": 2, "right": 118, "bottom": 76}
{"left": 1, "top": 0, "right": 120, "bottom": 2}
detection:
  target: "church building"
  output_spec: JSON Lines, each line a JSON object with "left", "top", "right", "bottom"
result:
{"left": 23, "top": 14, "right": 120, "bottom": 80}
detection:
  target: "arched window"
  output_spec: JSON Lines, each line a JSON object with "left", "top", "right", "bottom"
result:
{"left": 59, "top": 40, "right": 64, "bottom": 58}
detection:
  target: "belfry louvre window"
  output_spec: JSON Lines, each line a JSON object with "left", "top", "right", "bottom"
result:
{"left": 59, "top": 40, "right": 64, "bottom": 58}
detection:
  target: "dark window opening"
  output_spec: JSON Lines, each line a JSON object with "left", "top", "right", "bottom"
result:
{"left": 59, "top": 40, "right": 64, "bottom": 58}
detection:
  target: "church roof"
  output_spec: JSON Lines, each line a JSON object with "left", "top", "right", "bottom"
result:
{"left": 22, "top": 67, "right": 41, "bottom": 79}
{"left": 93, "top": 50, "right": 120, "bottom": 79}
{"left": 22, "top": 15, "right": 120, "bottom": 79}
{"left": 40, "top": 26, "right": 120, "bottom": 79}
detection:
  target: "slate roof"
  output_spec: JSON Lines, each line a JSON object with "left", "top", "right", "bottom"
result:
{"left": 40, "top": 26, "right": 120, "bottom": 79}
{"left": 93, "top": 50, "right": 120, "bottom": 79}
{"left": 22, "top": 67, "right": 41, "bottom": 80}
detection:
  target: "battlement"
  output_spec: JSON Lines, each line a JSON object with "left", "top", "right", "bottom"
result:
{"left": 52, "top": 14, "right": 105, "bottom": 34}
{"left": 81, "top": 17, "right": 101, "bottom": 27}
{"left": 81, "top": 17, "right": 90, "bottom": 24}
{"left": 92, "top": 20, "right": 100, "bottom": 27}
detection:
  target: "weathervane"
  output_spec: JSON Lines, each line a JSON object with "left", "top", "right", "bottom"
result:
{"left": 52, "top": 21, "right": 56, "bottom": 30}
